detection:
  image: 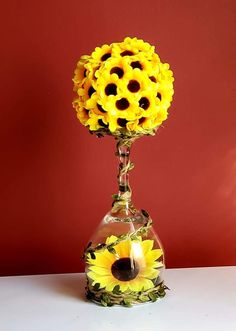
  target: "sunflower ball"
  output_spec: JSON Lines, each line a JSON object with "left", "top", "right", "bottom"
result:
{"left": 73, "top": 37, "right": 174, "bottom": 137}
{"left": 73, "top": 37, "right": 174, "bottom": 307}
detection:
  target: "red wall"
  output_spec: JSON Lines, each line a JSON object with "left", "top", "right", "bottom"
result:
{"left": 1, "top": 1, "right": 236, "bottom": 276}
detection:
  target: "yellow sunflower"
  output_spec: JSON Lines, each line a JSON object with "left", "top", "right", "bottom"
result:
{"left": 73, "top": 56, "right": 90, "bottom": 90}
{"left": 112, "top": 37, "right": 154, "bottom": 59}
{"left": 73, "top": 97, "right": 90, "bottom": 126}
{"left": 96, "top": 56, "right": 130, "bottom": 80}
{"left": 91, "top": 44, "right": 112, "bottom": 63}
{"left": 86, "top": 112, "right": 108, "bottom": 131}
{"left": 96, "top": 68, "right": 123, "bottom": 100}
{"left": 78, "top": 78, "right": 97, "bottom": 102}
{"left": 87, "top": 235, "right": 163, "bottom": 293}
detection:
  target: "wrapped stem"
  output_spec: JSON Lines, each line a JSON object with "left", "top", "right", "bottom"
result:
{"left": 114, "top": 138, "right": 135, "bottom": 210}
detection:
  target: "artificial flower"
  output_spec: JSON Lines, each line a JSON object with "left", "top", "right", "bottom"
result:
{"left": 87, "top": 235, "right": 163, "bottom": 293}
{"left": 72, "top": 37, "right": 174, "bottom": 136}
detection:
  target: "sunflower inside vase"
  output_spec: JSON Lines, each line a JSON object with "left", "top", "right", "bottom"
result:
{"left": 87, "top": 235, "right": 163, "bottom": 290}
{"left": 85, "top": 234, "right": 165, "bottom": 306}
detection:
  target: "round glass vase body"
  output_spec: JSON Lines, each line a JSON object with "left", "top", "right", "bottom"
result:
{"left": 84, "top": 138, "right": 167, "bottom": 307}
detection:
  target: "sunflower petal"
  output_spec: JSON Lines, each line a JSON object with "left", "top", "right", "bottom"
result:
{"left": 89, "top": 265, "right": 111, "bottom": 276}
{"left": 145, "top": 249, "right": 163, "bottom": 262}
{"left": 87, "top": 271, "right": 102, "bottom": 281}
{"left": 139, "top": 267, "right": 159, "bottom": 279}
{"left": 105, "top": 235, "right": 118, "bottom": 245}
{"left": 118, "top": 282, "right": 129, "bottom": 292}
{"left": 115, "top": 239, "right": 131, "bottom": 257}
{"left": 88, "top": 252, "right": 115, "bottom": 268}
{"left": 139, "top": 277, "right": 155, "bottom": 290}
{"left": 105, "top": 280, "right": 118, "bottom": 292}
{"left": 127, "top": 279, "right": 142, "bottom": 292}
{"left": 141, "top": 239, "right": 154, "bottom": 255}
{"left": 95, "top": 276, "right": 115, "bottom": 288}
{"left": 150, "top": 261, "right": 164, "bottom": 268}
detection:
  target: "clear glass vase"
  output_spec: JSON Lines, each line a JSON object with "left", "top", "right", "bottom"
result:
{"left": 83, "top": 137, "right": 167, "bottom": 307}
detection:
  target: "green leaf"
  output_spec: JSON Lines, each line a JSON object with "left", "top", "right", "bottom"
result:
{"left": 112, "top": 194, "right": 119, "bottom": 200}
{"left": 130, "top": 234, "right": 138, "bottom": 241}
{"left": 101, "top": 299, "right": 107, "bottom": 307}
{"left": 118, "top": 234, "right": 127, "bottom": 240}
{"left": 148, "top": 292, "right": 157, "bottom": 302}
{"left": 101, "top": 293, "right": 111, "bottom": 304}
{"left": 96, "top": 243, "right": 106, "bottom": 250}
{"left": 139, "top": 295, "right": 150, "bottom": 302}
{"left": 128, "top": 162, "right": 134, "bottom": 171}
{"left": 157, "top": 289, "right": 166, "bottom": 298}
{"left": 112, "top": 285, "right": 121, "bottom": 295}
{"left": 122, "top": 298, "right": 132, "bottom": 307}
{"left": 141, "top": 209, "right": 149, "bottom": 218}
{"left": 107, "top": 246, "right": 116, "bottom": 254}
{"left": 93, "top": 283, "right": 100, "bottom": 291}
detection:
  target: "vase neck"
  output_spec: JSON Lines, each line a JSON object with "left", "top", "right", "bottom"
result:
{"left": 115, "top": 137, "right": 135, "bottom": 210}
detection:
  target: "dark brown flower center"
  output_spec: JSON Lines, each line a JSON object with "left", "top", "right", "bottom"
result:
{"left": 139, "top": 97, "right": 150, "bottom": 110}
{"left": 110, "top": 67, "right": 124, "bottom": 78}
{"left": 121, "top": 50, "right": 134, "bottom": 56}
{"left": 149, "top": 76, "right": 157, "bottom": 83}
{"left": 101, "top": 53, "right": 111, "bottom": 61}
{"left": 139, "top": 117, "right": 146, "bottom": 124}
{"left": 117, "top": 118, "right": 128, "bottom": 127}
{"left": 111, "top": 258, "right": 139, "bottom": 281}
{"left": 105, "top": 83, "right": 117, "bottom": 96}
{"left": 98, "top": 119, "right": 108, "bottom": 128}
{"left": 97, "top": 103, "right": 106, "bottom": 113}
{"left": 88, "top": 86, "right": 96, "bottom": 97}
{"left": 157, "top": 92, "right": 162, "bottom": 100}
{"left": 116, "top": 98, "right": 129, "bottom": 110}
{"left": 131, "top": 61, "right": 143, "bottom": 70}
{"left": 127, "top": 80, "right": 140, "bottom": 92}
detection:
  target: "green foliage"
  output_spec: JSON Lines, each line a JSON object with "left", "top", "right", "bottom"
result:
{"left": 148, "top": 292, "right": 157, "bottom": 302}
{"left": 112, "top": 285, "right": 121, "bottom": 295}
{"left": 157, "top": 286, "right": 166, "bottom": 298}
{"left": 139, "top": 294, "right": 150, "bottom": 302}
{"left": 122, "top": 298, "right": 132, "bottom": 307}
{"left": 86, "top": 280, "right": 168, "bottom": 307}
{"left": 101, "top": 293, "right": 112, "bottom": 307}
{"left": 90, "top": 251, "right": 96, "bottom": 259}
{"left": 107, "top": 246, "right": 116, "bottom": 254}
{"left": 93, "top": 283, "right": 100, "bottom": 291}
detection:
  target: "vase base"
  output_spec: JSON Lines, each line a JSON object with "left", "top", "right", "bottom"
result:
{"left": 85, "top": 280, "right": 169, "bottom": 307}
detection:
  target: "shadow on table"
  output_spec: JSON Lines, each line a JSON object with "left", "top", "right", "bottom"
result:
{"left": 47, "top": 274, "right": 87, "bottom": 302}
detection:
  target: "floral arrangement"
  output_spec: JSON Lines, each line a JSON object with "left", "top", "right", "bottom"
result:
{"left": 73, "top": 37, "right": 174, "bottom": 137}
{"left": 72, "top": 37, "right": 174, "bottom": 307}
{"left": 84, "top": 220, "right": 168, "bottom": 307}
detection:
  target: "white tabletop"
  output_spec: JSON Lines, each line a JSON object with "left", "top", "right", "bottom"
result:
{"left": 0, "top": 267, "right": 235, "bottom": 331}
